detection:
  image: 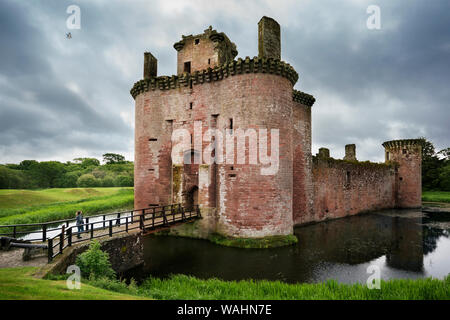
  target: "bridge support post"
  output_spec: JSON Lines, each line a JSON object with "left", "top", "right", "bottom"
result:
{"left": 47, "top": 238, "right": 53, "bottom": 263}
{"left": 42, "top": 224, "right": 47, "bottom": 242}
{"left": 109, "top": 220, "right": 113, "bottom": 237}
{"left": 67, "top": 228, "right": 72, "bottom": 247}
{"left": 60, "top": 225, "right": 65, "bottom": 254}
{"left": 139, "top": 214, "right": 144, "bottom": 231}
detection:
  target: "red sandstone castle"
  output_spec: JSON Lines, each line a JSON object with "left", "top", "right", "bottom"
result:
{"left": 131, "top": 17, "right": 422, "bottom": 239}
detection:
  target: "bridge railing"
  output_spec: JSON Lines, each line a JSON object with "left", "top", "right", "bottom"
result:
{"left": 44, "top": 203, "right": 201, "bottom": 262}
{"left": 0, "top": 206, "right": 160, "bottom": 243}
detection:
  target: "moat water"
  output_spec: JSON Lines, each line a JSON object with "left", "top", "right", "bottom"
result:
{"left": 128, "top": 209, "right": 450, "bottom": 284}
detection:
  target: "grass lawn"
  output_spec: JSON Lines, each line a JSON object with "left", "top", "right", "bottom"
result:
{"left": 134, "top": 274, "right": 450, "bottom": 300}
{"left": 0, "top": 267, "right": 147, "bottom": 300}
{"left": 0, "top": 188, "right": 134, "bottom": 226}
{"left": 422, "top": 191, "right": 450, "bottom": 203}
{"left": 1, "top": 267, "right": 448, "bottom": 300}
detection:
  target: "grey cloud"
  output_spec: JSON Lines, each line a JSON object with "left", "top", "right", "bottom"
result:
{"left": 0, "top": 0, "right": 448, "bottom": 164}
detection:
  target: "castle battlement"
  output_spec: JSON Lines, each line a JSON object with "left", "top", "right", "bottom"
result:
{"left": 131, "top": 56, "right": 300, "bottom": 99}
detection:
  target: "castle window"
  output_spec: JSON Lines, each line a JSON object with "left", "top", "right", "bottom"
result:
{"left": 229, "top": 118, "right": 233, "bottom": 131}
{"left": 184, "top": 61, "right": 191, "bottom": 73}
{"left": 189, "top": 102, "right": 193, "bottom": 110}
{"left": 149, "top": 138, "right": 157, "bottom": 141}
{"left": 195, "top": 38, "right": 200, "bottom": 45}
{"left": 345, "top": 171, "right": 351, "bottom": 187}
{"left": 208, "top": 58, "right": 211, "bottom": 65}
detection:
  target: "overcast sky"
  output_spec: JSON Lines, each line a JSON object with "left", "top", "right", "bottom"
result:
{"left": 0, "top": 0, "right": 449, "bottom": 164}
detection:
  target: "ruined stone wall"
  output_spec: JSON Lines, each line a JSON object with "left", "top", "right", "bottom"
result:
{"left": 310, "top": 158, "right": 396, "bottom": 223}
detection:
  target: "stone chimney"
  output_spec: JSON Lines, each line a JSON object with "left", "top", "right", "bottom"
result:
{"left": 143, "top": 52, "right": 157, "bottom": 79}
{"left": 258, "top": 16, "right": 281, "bottom": 60}
{"left": 344, "top": 144, "right": 356, "bottom": 161}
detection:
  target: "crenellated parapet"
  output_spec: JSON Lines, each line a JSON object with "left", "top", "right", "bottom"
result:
{"left": 130, "top": 56, "right": 299, "bottom": 99}
{"left": 293, "top": 89, "right": 315, "bottom": 107}
{"left": 382, "top": 139, "right": 423, "bottom": 149}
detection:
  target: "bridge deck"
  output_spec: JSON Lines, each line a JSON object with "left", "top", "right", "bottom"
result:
{"left": 0, "top": 204, "right": 201, "bottom": 263}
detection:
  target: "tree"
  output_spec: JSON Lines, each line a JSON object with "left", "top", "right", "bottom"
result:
{"left": 77, "top": 174, "right": 99, "bottom": 187}
{"left": 439, "top": 164, "right": 450, "bottom": 191}
{"left": 115, "top": 175, "right": 133, "bottom": 187}
{"left": 75, "top": 240, "right": 115, "bottom": 279}
{"left": 437, "top": 148, "right": 450, "bottom": 161}
{"left": 419, "top": 137, "right": 447, "bottom": 191}
{"left": 18, "top": 160, "right": 39, "bottom": 170}
{"left": 57, "top": 172, "right": 80, "bottom": 188}
{"left": 102, "top": 153, "right": 125, "bottom": 164}
{"left": 73, "top": 157, "right": 100, "bottom": 168}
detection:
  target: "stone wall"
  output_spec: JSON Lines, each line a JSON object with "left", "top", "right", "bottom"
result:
{"left": 46, "top": 233, "right": 143, "bottom": 275}
{"left": 292, "top": 101, "right": 314, "bottom": 225}
{"left": 308, "top": 157, "right": 396, "bottom": 224}
{"left": 135, "top": 70, "right": 297, "bottom": 238}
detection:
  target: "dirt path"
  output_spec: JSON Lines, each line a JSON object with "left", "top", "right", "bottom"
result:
{"left": 0, "top": 248, "right": 47, "bottom": 268}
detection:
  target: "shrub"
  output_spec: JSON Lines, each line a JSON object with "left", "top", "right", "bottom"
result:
{"left": 75, "top": 240, "right": 115, "bottom": 279}
{"left": 115, "top": 175, "right": 133, "bottom": 187}
{"left": 101, "top": 175, "right": 116, "bottom": 187}
{"left": 77, "top": 174, "right": 99, "bottom": 188}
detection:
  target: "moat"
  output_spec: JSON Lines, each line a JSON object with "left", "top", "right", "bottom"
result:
{"left": 126, "top": 209, "right": 450, "bottom": 284}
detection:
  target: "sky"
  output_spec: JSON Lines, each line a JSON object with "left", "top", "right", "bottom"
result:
{"left": 0, "top": 0, "right": 449, "bottom": 164}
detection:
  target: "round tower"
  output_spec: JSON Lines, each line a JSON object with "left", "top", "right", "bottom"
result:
{"left": 382, "top": 139, "right": 422, "bottom": 208}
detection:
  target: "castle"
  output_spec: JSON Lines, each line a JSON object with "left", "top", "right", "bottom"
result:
{"left": 131, "top": 17, "right": 422, "bottom": 239}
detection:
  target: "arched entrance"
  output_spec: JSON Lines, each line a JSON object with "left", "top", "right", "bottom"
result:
{"left": 185, "top": 186, "right": 199, "bottom": 210}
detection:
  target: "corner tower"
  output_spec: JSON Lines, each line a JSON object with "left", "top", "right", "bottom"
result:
{"left": 383, "top": 139, "right": 422, "bottom": 208}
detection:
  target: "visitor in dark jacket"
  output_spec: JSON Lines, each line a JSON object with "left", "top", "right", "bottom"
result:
{"left": 76, "top": 211, "right": 84, "bottom": 239}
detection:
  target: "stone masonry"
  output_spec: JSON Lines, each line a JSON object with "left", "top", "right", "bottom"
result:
{"left": 131, "top": 17, "right": 422, "bottom": 239}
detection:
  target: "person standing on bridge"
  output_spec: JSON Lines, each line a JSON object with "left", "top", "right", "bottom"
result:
{"left": 76, "top": 211, "right": 84, "bottom": 239}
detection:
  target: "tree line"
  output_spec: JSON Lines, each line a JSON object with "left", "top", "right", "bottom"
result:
{"left": 0, "top": 153, "right": 133, "bottom": 189}
{"left": 1, "top": 140, "right": 449, "bottom": 190}
{"left": 421, "top": 138, "right": 450, "bottom": 191}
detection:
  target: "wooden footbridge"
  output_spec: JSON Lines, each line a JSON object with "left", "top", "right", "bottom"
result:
{"left": 0, "top": 204, "right": 201, "bottom": 262}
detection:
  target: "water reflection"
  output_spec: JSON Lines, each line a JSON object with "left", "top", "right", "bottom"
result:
{"left": 127, "top": 210, "right": 450, "bottom": 284}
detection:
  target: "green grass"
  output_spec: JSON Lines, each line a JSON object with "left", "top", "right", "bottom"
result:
{"left": 134, "top": 274, "right": 450, "bottom": 300}
{"left": 0, "top": 267, "right": 148, "bottom": 300}
{"left": 0, "top": 188, "right": 134, "bottom": 226}
{"left": 422, "top": 191, "right": 450, "bottom": 203}
{"left": 1, "top": 268, "right": 449, "bottom": 300}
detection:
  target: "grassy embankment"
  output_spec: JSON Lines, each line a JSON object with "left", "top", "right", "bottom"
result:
{"left": 0, "top": 267, "right": 148, "bottom": 300}
{"left": 0, "top": 188, "right": 134, "bottom": 226}
{"left": 422, "top": 191, "right": 450, "bottom": 203}
{"left": 0, "top": 267, "right": 448, "bottom": 300}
